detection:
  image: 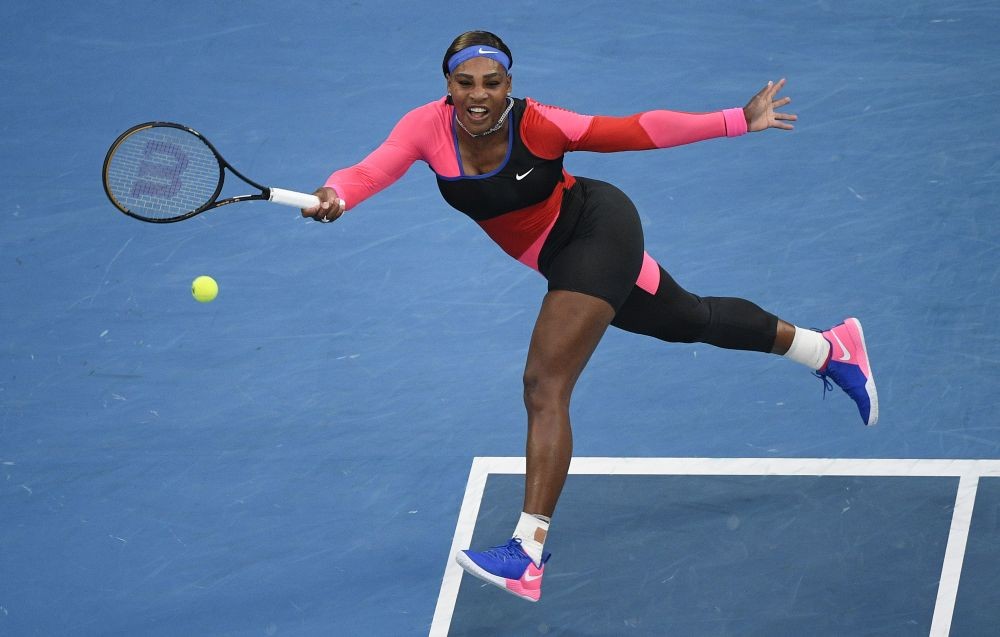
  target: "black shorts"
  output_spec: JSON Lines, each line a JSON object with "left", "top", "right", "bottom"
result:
{"left": 537, "top": 177, "right": 644, "bottom": 311}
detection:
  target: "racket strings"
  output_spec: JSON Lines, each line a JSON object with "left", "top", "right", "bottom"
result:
{"left": 105, "top": 126, "right": 221, "bottom": 220}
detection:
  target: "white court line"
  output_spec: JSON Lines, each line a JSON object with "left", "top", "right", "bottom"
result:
{"left": 430, "top": 458, "right": 1000, "bottom": 637}
{"left": 929, "top": 474, "right": 980, "bottom": 637}
{"left": 430, "top": 457, "right": 491, "bottom": 637}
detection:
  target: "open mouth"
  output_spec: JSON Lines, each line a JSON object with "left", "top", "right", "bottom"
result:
{"left": 466, "top": 105, "right": 490, "bottom": 123}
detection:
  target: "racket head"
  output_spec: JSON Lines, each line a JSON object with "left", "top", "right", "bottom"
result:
{"left": 102, "top": 122, "right": 226, "bottom": 223}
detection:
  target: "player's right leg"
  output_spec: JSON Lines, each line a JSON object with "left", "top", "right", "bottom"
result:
{"left": 456, "top": 289, "right": 615, "bottom": 602}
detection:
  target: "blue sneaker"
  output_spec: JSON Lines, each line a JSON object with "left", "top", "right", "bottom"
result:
{"left": 455, "top": 538, "right": 550, "bottom": 602}
{"left": 814, "top": 318, "right": 879, "bottom": 426}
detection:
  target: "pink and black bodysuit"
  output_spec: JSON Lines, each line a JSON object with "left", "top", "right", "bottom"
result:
{"left": 326, "top": 97, "right": 780, "bottom": 351}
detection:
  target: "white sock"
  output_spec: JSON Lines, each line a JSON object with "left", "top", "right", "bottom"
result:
{"left": 512, "top": 511, "right": 549, "bottom": 566}
{"left": 783, "top": 326, "right": 831, "bottom": 371}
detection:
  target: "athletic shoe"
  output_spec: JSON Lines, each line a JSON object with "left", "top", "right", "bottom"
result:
{"left": 455, "top": 538, "right": 550, "bottom": 602}
{"left": 815, "top": 317, "right": 879, "bottom": 426}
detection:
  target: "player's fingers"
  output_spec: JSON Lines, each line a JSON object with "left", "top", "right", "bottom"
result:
{"left": 329, "top": 199, "right": 345, "bottom": 219}
{"left": 302, "top": 199, "right": 326, "bottom": 219}
{"left": 307, "top": 199, "right": 335, "bottom": 221}
{"left": 320, "top": 200, "right": 336, "bottom": 222}
{"left": 302, "top": 188, "right": 329, "bottom": 218}
{"left": 318, "top": 198, "right": 346, "bottom": 223}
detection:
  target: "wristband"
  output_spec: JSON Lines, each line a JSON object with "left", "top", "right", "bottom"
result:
{"left": 723, "top": 108, "right": 748, "bottom": 137}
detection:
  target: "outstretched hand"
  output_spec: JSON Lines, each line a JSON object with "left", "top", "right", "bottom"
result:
{"left": 743, "top": 78, "right": 797, "bottom": 132}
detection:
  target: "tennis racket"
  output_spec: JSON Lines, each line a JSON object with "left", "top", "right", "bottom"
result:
{"left": 102, "top": 121, "right": 320, "bottom": 223}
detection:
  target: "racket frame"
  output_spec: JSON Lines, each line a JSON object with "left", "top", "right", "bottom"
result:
{"left": 102, "top": 121, "right": 293, "bottom": 223}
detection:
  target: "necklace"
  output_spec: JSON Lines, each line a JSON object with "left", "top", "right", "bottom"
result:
{"left": 455, "top": 97, "right": 514, "bottom": 138}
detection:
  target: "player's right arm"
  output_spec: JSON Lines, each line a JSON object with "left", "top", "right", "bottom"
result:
{"left": 302, "top": 103, "right": 437, "bottom": 223}
{"left": 302, "top": 186, "right": 345, "bottom": 223}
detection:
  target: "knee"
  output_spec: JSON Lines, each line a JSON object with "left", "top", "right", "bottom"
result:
{"left": 614, "top": 271, "right": 713, "bottom": 344}
{"left": 522, "top": 370, "right": 571, "bottom": 416}
{"left": 638, "top": 289, "right": 712, "bottom": 344}
{"left": 664, "top": 296, "right": 712, "bottom": 343}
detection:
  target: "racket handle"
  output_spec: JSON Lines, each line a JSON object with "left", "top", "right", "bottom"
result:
{"left": 268, "top": 187, "right": 321, "bottom": 209}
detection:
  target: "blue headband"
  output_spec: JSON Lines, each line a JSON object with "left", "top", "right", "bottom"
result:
{"left": 447, "top": 45, "right": 511, "bottom": 74}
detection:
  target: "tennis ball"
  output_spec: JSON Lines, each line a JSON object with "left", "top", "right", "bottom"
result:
{"left": 192, "top": 275, "right": 219, "bottom": 303}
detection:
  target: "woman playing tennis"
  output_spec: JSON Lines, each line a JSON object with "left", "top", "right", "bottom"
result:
{"left": 303, "top": 30, "right": 877, "bottom": 602}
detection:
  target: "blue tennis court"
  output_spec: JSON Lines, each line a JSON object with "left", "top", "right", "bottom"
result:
{"left": 2, "top": 1, "right": 999, "bottom": 635}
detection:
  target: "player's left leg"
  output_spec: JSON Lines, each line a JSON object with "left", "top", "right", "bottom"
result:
{"left": 611, "top": 264, "right": 877, "bottom": 425}
{"left": 813, "top": 318, "right": 878, "bottom": 425}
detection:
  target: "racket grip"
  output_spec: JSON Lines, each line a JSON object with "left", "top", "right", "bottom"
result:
{"left": 268, "top": 188, "right": 321, "bottom": 209}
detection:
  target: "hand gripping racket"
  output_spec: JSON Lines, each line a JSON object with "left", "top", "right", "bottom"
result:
{"left": 102, "top": 122, "right": 320, "bottom": 223}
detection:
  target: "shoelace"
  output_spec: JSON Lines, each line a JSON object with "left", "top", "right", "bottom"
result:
{"left": 481, "top": 538, "right": 526, "bottom": 562}
{"left": 813, "top": 370, "right": 833, "bottom": 400}
{"left": 810, "top": 326, "right": 834, "bottom": 400}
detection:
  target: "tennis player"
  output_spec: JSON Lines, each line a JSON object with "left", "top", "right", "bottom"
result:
{"left": 303, "top": 30, "right": 877, "bottom": 602}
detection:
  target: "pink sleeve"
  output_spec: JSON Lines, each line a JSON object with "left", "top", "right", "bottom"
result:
{"left": 525, "top": 99, "right": 746, "bottom": 156}
{"left": 525, "top": 101, "right": 594, "bottom": 144}
{"left": 324, "top": 101, "right": 453, "bottom": 209}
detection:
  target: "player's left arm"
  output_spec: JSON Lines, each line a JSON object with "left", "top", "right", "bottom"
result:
{"left": 522, "top": 82, "right": 795, "bottom": 156}
{"left": 742, "top": 78, "right": 797, "bottom": 132}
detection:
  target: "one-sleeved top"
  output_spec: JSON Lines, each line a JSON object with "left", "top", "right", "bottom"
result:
{"left": 326, "top": 97, "right": 747, "bottom": 269}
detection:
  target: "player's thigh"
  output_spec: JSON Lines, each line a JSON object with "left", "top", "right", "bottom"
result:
{"left": 524, "top": 290, "right": 615, "bottom": 403}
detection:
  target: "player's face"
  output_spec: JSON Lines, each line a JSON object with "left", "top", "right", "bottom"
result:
{"left": 447, "top": 57, "right": 512, "bottom": 135}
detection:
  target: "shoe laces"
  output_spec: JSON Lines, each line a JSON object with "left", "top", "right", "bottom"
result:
{"left": 813, "top": 370, "right": 833, "bottom": 400}
{"left": 481, "top": 538, "right": 528, "bottom": 562}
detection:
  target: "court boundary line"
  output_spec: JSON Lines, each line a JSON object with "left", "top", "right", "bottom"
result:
{"left": 430, "top": 457, "right": 1000, "bottom": 637}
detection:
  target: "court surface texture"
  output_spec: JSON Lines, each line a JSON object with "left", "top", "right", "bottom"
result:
{"left": 2, "top": 1, "right": 998, "bottom": 635}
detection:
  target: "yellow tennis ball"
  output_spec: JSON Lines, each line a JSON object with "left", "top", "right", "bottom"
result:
{"left": 191, "top": 275, "right": 218, "bottom": 303}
